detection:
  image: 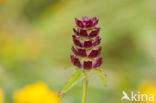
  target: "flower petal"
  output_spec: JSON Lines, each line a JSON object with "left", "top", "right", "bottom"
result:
{"left": 75, "top": 18, "right": 84, "bottom": 28}
{"left": 89, "top": 28, "right": 100, "bottom": 38}
{"left": 82, "top": 16, "right": 89, "bottom": 21}
{"left": 83, "top": 61, "right": 92, "bottom": 70}
{"left": 93, "top": 37, "right": 101, "bottom": 46}
{"left": 93, "top": 57, "right": 103, "bottom": 68}
{"left": 85, "top": 20, "right": 93, "bottom": 28}
{"left": 84, "top": 41, "right": 92, "bottom": 48}
{"left": 79, "top": 29, "right": 88, "bottom": 37}
{"left": 88, "top": 47, "right": 102, "bottom": 58}
{"left": 92, "top": 17, "right": 99, "bottom": 26}
{"left": 72, "top": 35, "right": 83, "bottom": 47}
{"left": 72, "top": 46, "right": 78, "bottom": 55}
{"left": 70, "top": 55, "right": 82, "bottom": 68}
{"left": 72, "top": 47, "right": 87, "bottom": 57}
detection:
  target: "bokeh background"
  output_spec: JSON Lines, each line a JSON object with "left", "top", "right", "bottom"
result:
{"left": 0, "top": 0, "right": 156, "bottom": 103}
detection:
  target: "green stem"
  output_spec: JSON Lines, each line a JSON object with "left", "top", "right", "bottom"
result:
{"left": 81, "top": 72, "right": 88, "bottom": 103}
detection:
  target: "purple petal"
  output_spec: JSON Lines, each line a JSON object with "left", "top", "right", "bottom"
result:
{"left": 88, "top": 47, "right": 102, "bottom": 58}
{"left": 75, "top": 18, "right": 84, "bottom": 28}
{"left": 72, "top": 47, "right": 87, "bottom": 57}
{"left": 92, "top": 17, "right": 99, "bottom": 26}
{"left": 72, "top": 46, "right": 78, "bottom": 55}
{"left": 70, "top": 55, "right": 82, "bottom": 68}
{"left": 93, "top": 57, "right": 103, "bottom": 68}
{"left": 89, "top": 28, "right": 100, "bottom": 38}
{"left": 84, "top": 41, "right": 92, "bottom": 48}
{"left": 77, "top": 48, "right": 87, "bottom": 57}
{"left": 79, "top": 29, "right": 88, "bottom": 37}
{"left": 82, "top": 16, "right": 89, "bottom": 21}
{"left": 72, "top": 35, "right": 83, "bottom": 47}
{"left": 92, "top": 17, "right": 97, "bottom": 22}
{"left": 93, "top": 37, "right": 101, "bottom": 46}
{"left": 85, "top": 20, "right": 93, "bottom": 28}
{"left": 83, "top": 61, "right": 92, "bottom": 70}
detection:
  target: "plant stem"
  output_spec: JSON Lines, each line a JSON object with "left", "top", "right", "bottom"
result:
{"left": 81, "top": 72, "right": 88, "bottom": 103}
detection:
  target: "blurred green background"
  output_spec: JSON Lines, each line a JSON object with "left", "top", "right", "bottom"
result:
{"left": 0, "top": 0, "right": 156, "bottom": 103}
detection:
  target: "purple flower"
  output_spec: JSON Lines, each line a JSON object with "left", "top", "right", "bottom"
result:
{"left": 70, "top": 55, "right": 102, "bottom": 70}
{"left": 71, "top": 17, "right": 103, "bottom": 70}
{"left": 73, "top": 28, "right": 100, "bottom": 38}
{"left": 72, "top": 46, "right": 102, "bottom": 58}
{"left": 75, "top": 17, "right": 99, "bottom": 28}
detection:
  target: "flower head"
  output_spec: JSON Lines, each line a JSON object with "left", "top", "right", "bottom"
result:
{"left": 0, "top": 89, "right": 4, "bottom": 103}
{"left": 13, "top": 82, "right": 60, "bottom": 103}
{"left": 71, "top": 17, "right": 103, "bottom": 70}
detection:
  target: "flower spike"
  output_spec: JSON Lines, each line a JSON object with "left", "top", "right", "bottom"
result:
{"left": 71, "top": 17, "right": 103, "bottom": 70}
{"left": 59, "top": 17, "right": 106, "bottom": 103}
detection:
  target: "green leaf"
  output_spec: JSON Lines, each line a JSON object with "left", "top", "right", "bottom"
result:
{"left": 60, "top": 71, "right": 84, "bottom": 94}
{"left": 95, "top": 69, "right": 107, "bottom": 87}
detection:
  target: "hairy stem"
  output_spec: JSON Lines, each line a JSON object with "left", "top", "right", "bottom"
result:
{"left": 81, "top": 72, "right": 88, "bottom": 103}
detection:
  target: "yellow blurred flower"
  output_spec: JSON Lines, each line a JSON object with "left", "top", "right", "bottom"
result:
{"left": 0, "top": 0, "right": 5, "bottom": 3}
{"left": 0, "top": 89, "right": 4, "bottom": 103}
{"left": 139, "top": 79, "right": 156, "bottom": 103}
{"left": 13, "top": 82, "right": 60, "bottom": 103}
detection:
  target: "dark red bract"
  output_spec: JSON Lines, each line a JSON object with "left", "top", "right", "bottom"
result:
{"left": 72, "top": 35, "right": 101, "bottom": 48}
{"left": 73, "top": 28, "right": 100, "bottom": 38}
{"left": 71, "top": 17, "right": 103, "bottom": 70}
{"left": 75, "top": 17, "right": 99, "bottom": 28}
